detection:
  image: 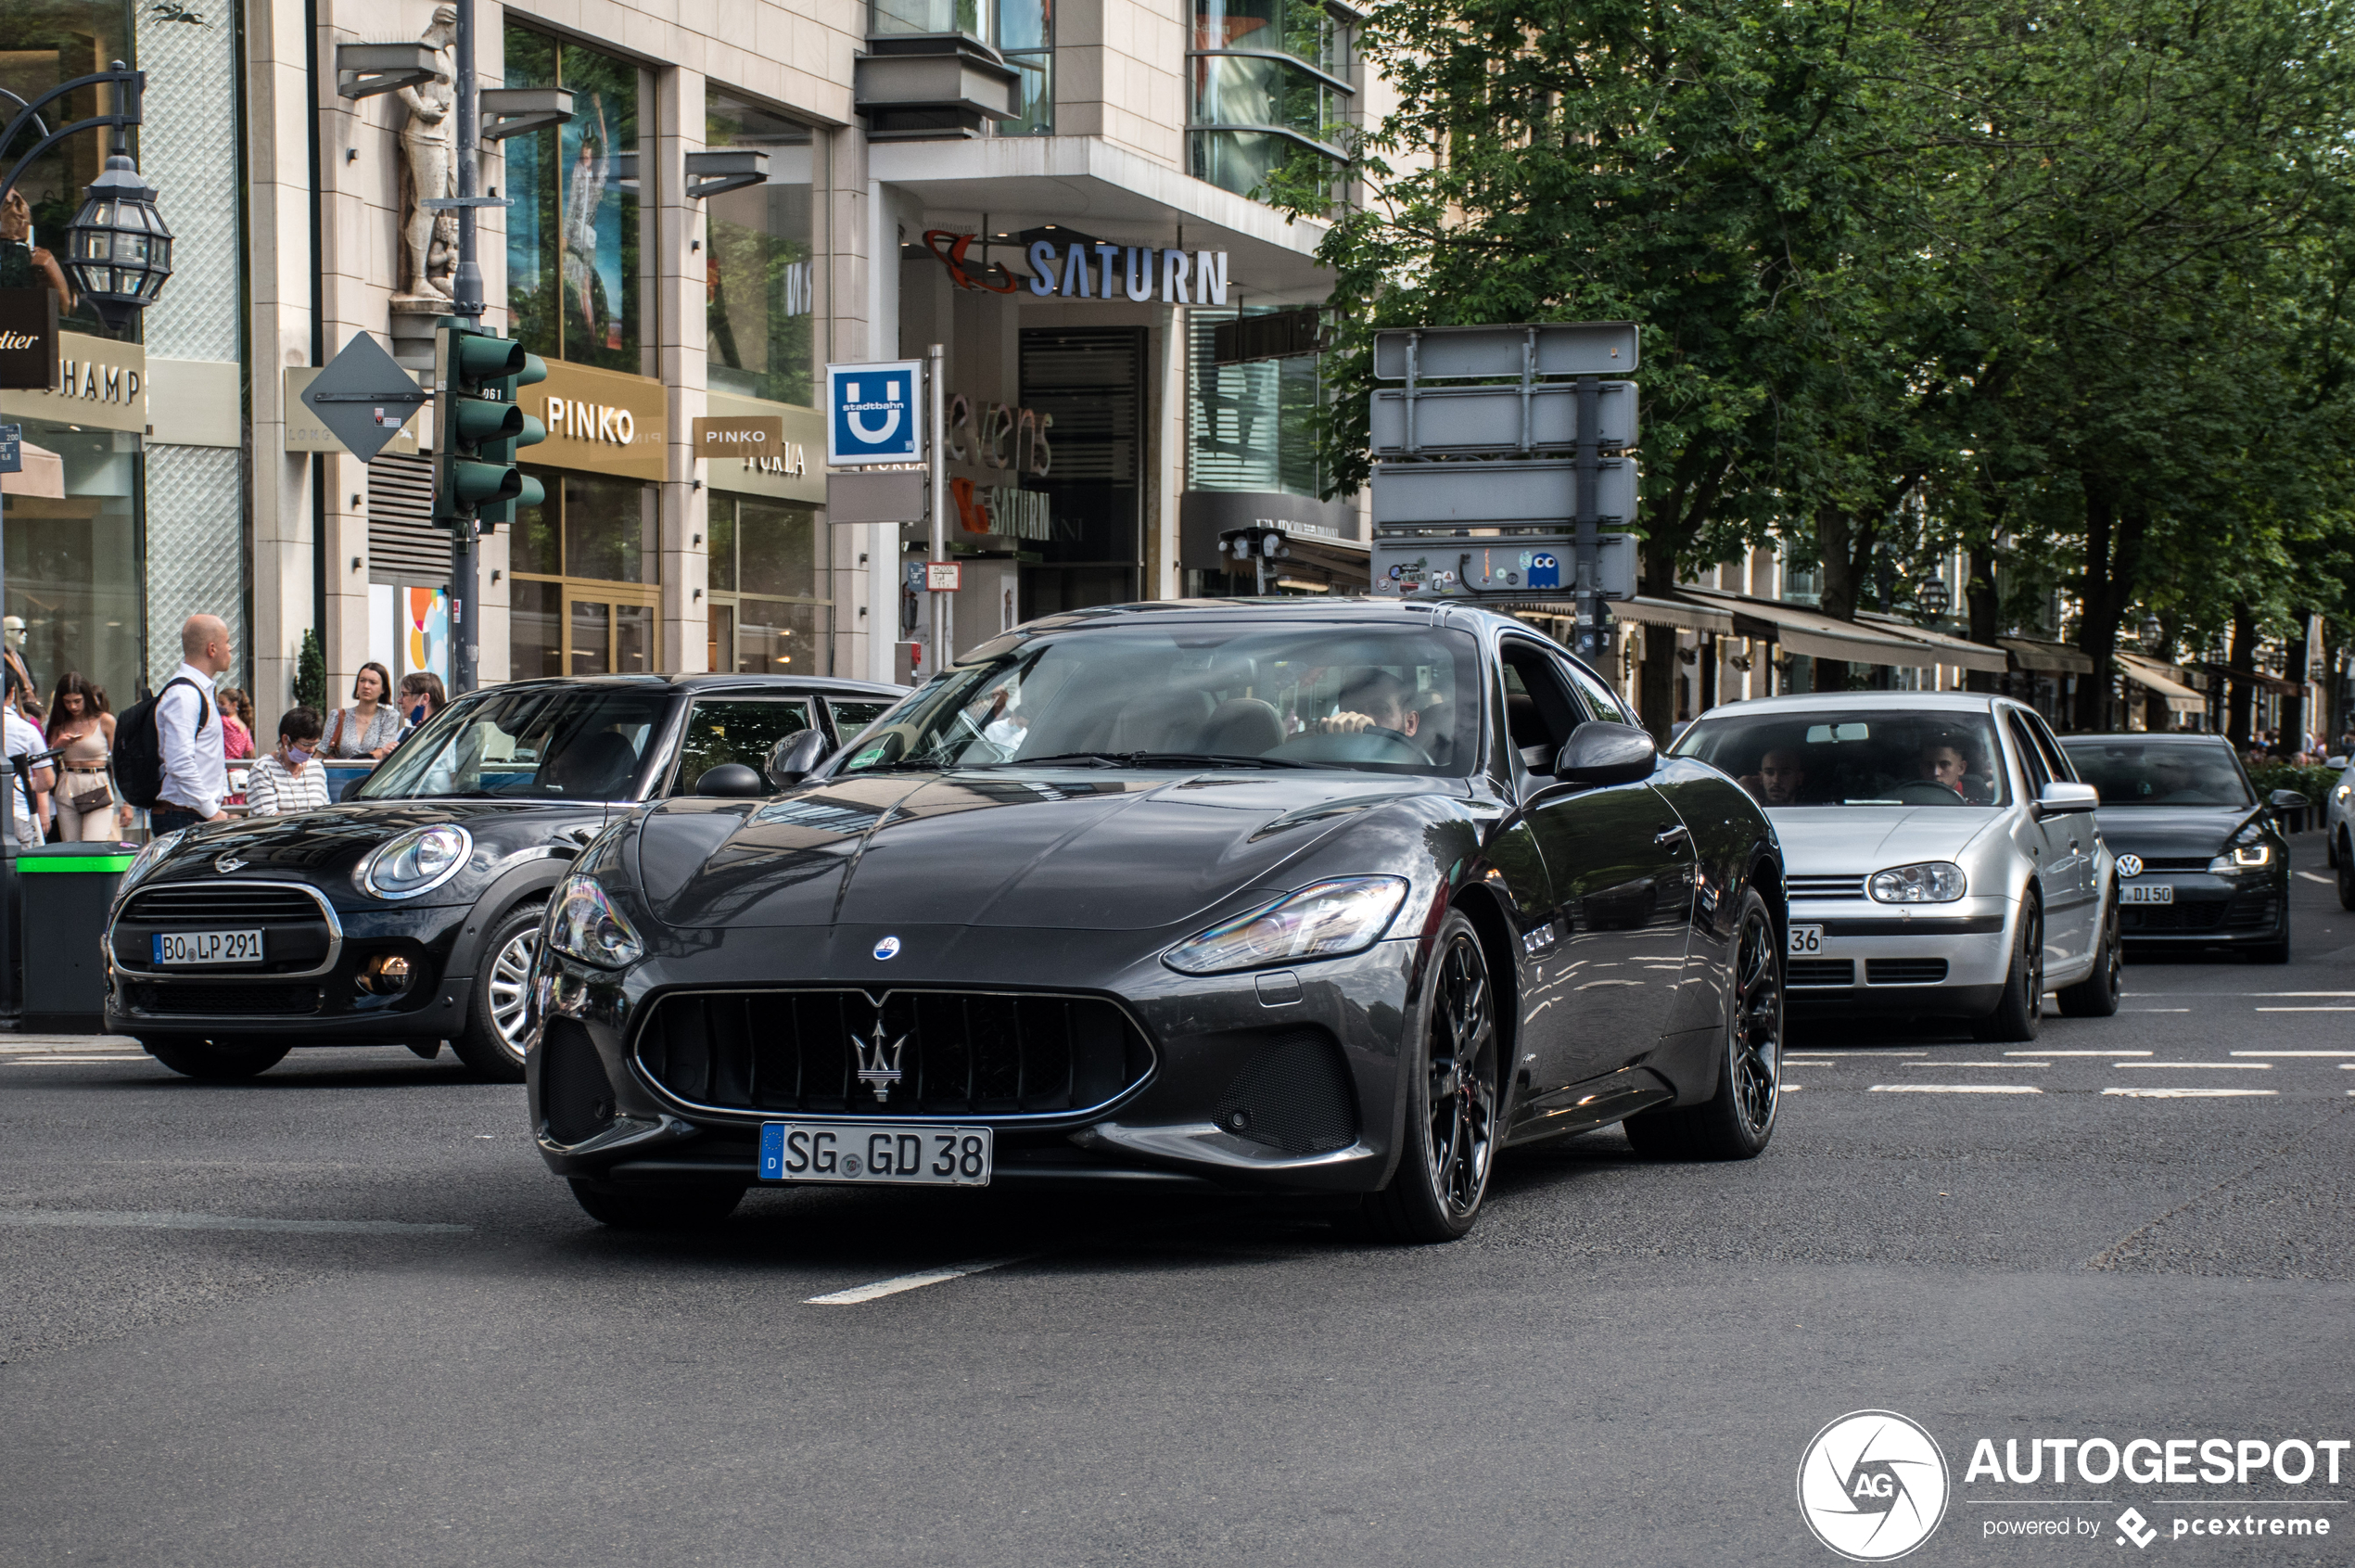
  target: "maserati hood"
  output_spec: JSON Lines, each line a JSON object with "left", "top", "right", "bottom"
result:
{"left": 1763, "top": 807, "right": 2000, "bottom": 872}
{"left": 634, "top": 769, "right": 1445, "bottom": 931}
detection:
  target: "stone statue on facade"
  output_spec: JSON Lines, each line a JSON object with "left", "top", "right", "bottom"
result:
{"left": 394, "top": 5, "right": 458, "bottom": 302}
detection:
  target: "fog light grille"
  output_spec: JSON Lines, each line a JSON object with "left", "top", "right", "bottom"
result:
{"left": 1214, "top": 1028, "right": 1357, "bottom": 1155}
{"left": 541, "top": 1020, "right": 617, "bottom": 1145}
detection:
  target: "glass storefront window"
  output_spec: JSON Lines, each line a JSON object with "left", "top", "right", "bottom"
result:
{"left": 507, "top": 465, "right": 658, "bottom": 679}
{"left": 706, "top": 493, "right": 831, "bottom": 676}
{"left": 1187, "top": 311, "right": 1325, "bottom": 498}
{"left": 704, "top": 94, "right": 820, "bottom": 406}
{"left": 1189, "top": 0, "right": 1347, "bottom": 200}
{"left": 503, "top": 26, "right": 648, "bottom": 373}
{"left": 1, "top": 424, "right": 143, "bottom": 708}
{"left": 0, "top": 0, "right": 137, "bottom": 339}
{"left": 868, "top": 0, "right": 1053, "bottom": 134}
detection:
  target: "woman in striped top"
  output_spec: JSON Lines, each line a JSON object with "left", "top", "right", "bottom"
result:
{"left": 244, "top": 708, "right": 333, "bottom": 816}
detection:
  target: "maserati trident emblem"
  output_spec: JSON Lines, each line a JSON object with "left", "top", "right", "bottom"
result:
{"left": 856, "top": 1021, "right": 908, "bottom": 1103}
{"left": 2116, "top": 853, "right": 2144, "bottom": 878}
{"left": 213, "top": 852, "right": 247, "bottom": 874}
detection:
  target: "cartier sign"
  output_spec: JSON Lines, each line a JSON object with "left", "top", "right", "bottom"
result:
{"left": 0, "top": 288, "right": 58, "bottom": 390}
{"left": 532, "top": 358, "right": 665, "bottom": 480}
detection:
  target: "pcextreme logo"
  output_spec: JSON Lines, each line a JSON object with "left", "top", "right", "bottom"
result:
{"left": 1798, "top": 1410, "right": 1952, "bottom": 1562}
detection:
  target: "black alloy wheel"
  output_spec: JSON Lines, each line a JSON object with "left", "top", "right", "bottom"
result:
{"left": 569, "top": 1179, "right": 745, "bottom": 1230}
{"left": 1364, "top": 911, "right": 1499, "bottom": 1243}
{"left": 1624, "top": 886, "right": 1781, "bottom": 1160}
{"left": 1972, "top": 898, "right": 2044, "bottom": 1042}
{"left": 449, "top": 902, "right": 543, "bottom": 1083}
{"left": 141, "top": 1037, "right": 293, "bottom": 1081}
{"left": 2057, "top": 895, "right": 2122, "bottom": 1017}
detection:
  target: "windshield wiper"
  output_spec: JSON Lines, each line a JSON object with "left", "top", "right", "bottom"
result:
{"left": 1126, "top": 751, "right": 1312, "bottom": 770}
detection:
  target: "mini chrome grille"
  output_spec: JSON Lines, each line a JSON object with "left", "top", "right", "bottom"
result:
{"left": 635, "top": 988, "right": 1156, "bottom": 1120}
{"left": 1787, "top": 875, "right": 1866, "bottom": 900}
{"left": 122, "top": 883, "right": 325, "bottom": 924}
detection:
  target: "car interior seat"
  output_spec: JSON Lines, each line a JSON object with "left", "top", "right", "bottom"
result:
{"left": 541, "top": 730, "right": 640, "bottom": 798}
{"left": 1203, "top": 697, "right": 1284, "bottom": 756}
{"left": 1106, "top": 685, "right": 1216, "bottom": 754}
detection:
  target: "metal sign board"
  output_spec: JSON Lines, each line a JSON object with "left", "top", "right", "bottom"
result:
{"left": 1369, "top": 381, "right": 1636, "bottom": 457}
{"left": 1371, "top": 459, "right": 1639, "bottom": 528}
{"left": 1371, "top": 322, "right": 1638, "bottom": 381}
{"left": 299, "top": 332, "right": 432, "bottom": 462}
{"left": 925, "top": 561, "right": 963, "bottom": 592}
{"left": 0, "top": 424, "right": 18, "bottom": 474}
{"left": 0, "top": 288, "right": 58, "bottom": 390}
{"left": 1371, "top": 534, "right": 1638, "bottom": 602}
{"left": 689, "top": 414, "right": 785, "bottom": 457}
{"left": 826, "top": 359, "right": 924, "bottom": 466}
{"left": 827, "top": 469, "right": 926, "bottom": 526}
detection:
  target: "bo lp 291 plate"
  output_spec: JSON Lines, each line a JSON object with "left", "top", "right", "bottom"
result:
{"left": 759, "top": 1122, "right": 993, "bottom": 1186}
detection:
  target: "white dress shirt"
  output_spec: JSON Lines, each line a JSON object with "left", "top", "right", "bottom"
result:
{"left": 156, "top": 661, "right": 227, "bottom": 818}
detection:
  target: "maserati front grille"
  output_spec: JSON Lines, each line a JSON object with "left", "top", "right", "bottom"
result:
{"left": 633, "top": 989, "right": 1157, "bottom": 1120}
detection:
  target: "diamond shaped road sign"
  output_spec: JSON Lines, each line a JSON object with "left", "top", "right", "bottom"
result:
{"left": 300, "top": 332, "right": 434, "bottom": 463}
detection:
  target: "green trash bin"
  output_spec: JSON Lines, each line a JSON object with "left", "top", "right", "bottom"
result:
{"left": 18, "top": 842, "right": 137, "bottom": 1034}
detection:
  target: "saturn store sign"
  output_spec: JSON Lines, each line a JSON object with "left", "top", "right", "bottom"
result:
{"left": 531, "top": 358, "right": 666, "bottom": 480}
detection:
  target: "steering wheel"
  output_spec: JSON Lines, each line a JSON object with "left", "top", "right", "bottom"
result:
{"left": 1890, "top": 779, "right": 1967, "bottom": 806}
{"left": 1270, "top": 726, "right": 1429, "bottom": 766}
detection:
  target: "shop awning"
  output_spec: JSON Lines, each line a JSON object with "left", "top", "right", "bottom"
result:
{"left": 1855, "top": 612, "right": 2012, "bottom": 675}
{"left": 1999, "top": 637, "right": 2094, "bottom": 675}
{"left": 2201, "top": 663, "right": 2303, "bottom": 695}
{"left": 1608, "top": 594, "right": 1737, "bottom": 633}
{"left": 1677, "top": 588, "right": 1949, "bottom": 669}
{"left": 0, "top": 440, "right": 64, "bottom": 499}
{"left": 2117, "top": 653, "right": 2207, "bottom": 715}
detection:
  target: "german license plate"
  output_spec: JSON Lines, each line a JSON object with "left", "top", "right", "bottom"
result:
{"left": 759, "top": 1123, "right": 993, "bottom": 1187}
{"left": 1789, "top": 923, "right": 1827, "bottom": 955}
{"left": 151, "top": 929, "right": 266, "bottom": 965}
{"left": 2120, "top": 884, "right": 2174, "bottom": 904}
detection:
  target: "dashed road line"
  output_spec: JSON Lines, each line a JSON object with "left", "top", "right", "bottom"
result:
{"left": 2257, "top": 1007, "right": 2355, "bottom": 1013}
{"left": 2114, "top": 1061, "right": 2271, "bottom": 1070}
{"left": 0, "top": 1208, "right": 470, "bottom": 1235}
{"left": 805, "top": 1255, "right": 1037, "bottom": 1306}
{"left": 2103, "top": 1088, "right": 2278, "bottom": 1100}
{"left": 2298, "top": 872, "right": 2334, "bottom": 885}
{"left": 2016, "top": 1050, "right": 2150, "bottom": 1057}
{"left": 1907, "top": 1061, "right": 2043, "bottom": 1068}
{"left": 2232, "top": 1051, "right": 2355, "bottom": 1058}
{"left": 1869, "top": 1084, "right": 2043, "bottom": 1094}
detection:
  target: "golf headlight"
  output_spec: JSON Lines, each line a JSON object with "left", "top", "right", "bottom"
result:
{"left": 119, "top": 829, "right": 186, "bottom": 894}
{"left": 1164, "top": 876, "right": 1408, "bottom": 975}
{"left": 2336, "top": 782, "right": 2350, "bottom": 803}
{"left": 1869, "top": 861, "right": 1967, "bottom": 903}
{"left": 2209, "top": 842, "right": 2273, "bottom": 872}
{"left": 546, "top": 873, "right": 644, "bottom": 969}
{"left": 358, "top": 823, "right": 473, "bottom": 899}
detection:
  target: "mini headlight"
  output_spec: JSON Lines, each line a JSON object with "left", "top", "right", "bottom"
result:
{"left": 1868, "top": 861, "right": 1967, "bottom": 903}
{"left": 118, "top": 828, "right": 186, "bottom": 895}
{"left": 2209, "top": 843, "right": 2273, "bottom": 873}
{"left": 546, "top": 873, "right": 645, "bottom": 969}
{"left": 358, "top": 823, "right": 474, "bottom": 899}
{"left": 1164, "top": 876, "right": 1409, "bottom": 975}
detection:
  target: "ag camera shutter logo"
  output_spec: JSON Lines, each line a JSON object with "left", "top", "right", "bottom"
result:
{"left": 827, "top": 360, "right": 924, "bottom": 465}
{"left": 1798, "top": 1410, "right": 1951, "bottom": 1561}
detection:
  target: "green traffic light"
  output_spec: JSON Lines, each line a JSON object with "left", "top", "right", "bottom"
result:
{"left": 515, "top": 474, "right": 545, "bottom": 508}
{"left": 447, "top": 458, "right": 525, "bottom": 509}
{"left": 451, "top": 398, "right": 525, "bottom": 443}
{"left": 452, "top": 334, "right": 528, "bottom": 383}
{"left": 516, "top": 352, "right": 548, "bottom": 389}
{"left": 516, "top": 414, "right": 546, "bottom": 448}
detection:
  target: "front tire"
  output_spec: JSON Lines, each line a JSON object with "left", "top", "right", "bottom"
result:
{"left": 2056, "top": 898, "right": 2122, "bottom": 1017}
{"left": 141, "top": 1037, "right": 292, "bottom": 1080}
{"left": 569, "top": 1179, "right": 745, "bottom": 1230}
{"left": 2336, "top": 833, "right": 2354, "bottom": 911}
{"left": 1971, "top": 899, "right": 2044, "bottom": 1042}
{"left": 1623, "top": 887, "right": 1781, "bottom": 1160}
{"left": 449, "top": 902, "right": 542, "bottom": 1083}
{"left": 1362, "top": 911, "right": 1500, "bottom": 1243}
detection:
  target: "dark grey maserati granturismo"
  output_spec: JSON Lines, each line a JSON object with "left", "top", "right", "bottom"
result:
{"left": 528, "top": 601, "right": 1788, "bottom": 1241}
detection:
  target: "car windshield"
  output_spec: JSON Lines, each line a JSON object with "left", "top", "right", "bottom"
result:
{"left": 1671, "top": 709, "right": 2011, "bottom": 808}
{"left": 2060, "top": 742, "right": 2252, "bottom": 808}
{"left": 836, "top": 623, "right": 1483, "bottom": 777}
{"left": 356, "top": 685, "right": 671, "bottom": 801}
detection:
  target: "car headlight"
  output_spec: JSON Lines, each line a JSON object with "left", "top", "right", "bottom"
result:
{"left": 2334, "top": 782, "right": 2349, "bottom": 803}
{"left": 2209, "top": 843, "right": 2273, "bottom": 873}
{"left": 118, "top": 829, "right": 186, "bottom": 896}
{"left": 356, "top": 823, "right": 474, "bottom": 899}
{"left": 1164, "top": 876, "right": 1409, "bottom": 975}
{"left": 1869, "top": 861, "right": 1967, "bottom": 903}
{"left": 546, "top": 873, "right": 645, "bottom": 969}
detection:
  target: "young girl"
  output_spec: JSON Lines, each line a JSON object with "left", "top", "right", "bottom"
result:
{"left": 325, "top": 663, "right": 402, "bottom": 759}
{"left": 244, "top": 708, "right": 333, "bottom": 816}
{"left": 45, "top": 673, "right": 122, "bottom": 842}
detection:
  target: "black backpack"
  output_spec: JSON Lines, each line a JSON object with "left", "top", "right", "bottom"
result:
{"left": 113, "top": 676, "right": 210, "bottom": 809}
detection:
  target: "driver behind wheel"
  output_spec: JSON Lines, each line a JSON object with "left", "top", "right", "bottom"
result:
{"left": 1917, "top": 732, "right": 1993, "bottom": 804}
{"left": 1308, "top": 669, "right": 1425, "bottom": 756}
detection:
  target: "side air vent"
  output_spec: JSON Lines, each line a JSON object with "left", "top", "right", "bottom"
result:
{"left": 540, "top": 1020, "right": 617, "bottom": 1145}
{"left": 1213, "top": 1027, "right": 1358, "bottom": 1155}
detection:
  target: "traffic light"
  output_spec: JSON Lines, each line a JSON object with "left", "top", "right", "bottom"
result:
{"left": 432, "top": 322, "right": 547, "bottom": 529}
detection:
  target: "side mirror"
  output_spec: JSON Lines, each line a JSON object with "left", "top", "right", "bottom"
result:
{"left": 2269, "top": 788, "right": 2312, "bottom": 811}
{"left": 1553, "top": 720, "right": 1658, "bottom": 787}
{"left": 765, "top": 729, "right": 831, "bottom": 789}
{"left": 2038, "top": 781, "right": 2100, "bottom": 814}
{"left": 694, "top": 762, "right": 765, "bottom": 797}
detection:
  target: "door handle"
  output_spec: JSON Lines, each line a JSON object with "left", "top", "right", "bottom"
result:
{"left": 1655, "top": 824, "right": 1689, "bottom": 849}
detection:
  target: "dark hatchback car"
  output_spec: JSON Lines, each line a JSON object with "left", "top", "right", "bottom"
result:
{"left": 2056, "top": 733, "right": 2297, "bottom": 962}
{"left": 103, "top": 674, "right": 904, "bottom": 1080}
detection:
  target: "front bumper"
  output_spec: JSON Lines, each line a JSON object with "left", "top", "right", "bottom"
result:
{"left": 103, "top": 902, "right": 474, "bottom": 1040}
{"left": 2115, "top": 873, "right": 2287, "bottom": 947}
{"left": 528, "top": 923, "right": 1423, "bottom": 1196}
{"left": 1782, "top": 896, "right": 2015, "bottom": 1014}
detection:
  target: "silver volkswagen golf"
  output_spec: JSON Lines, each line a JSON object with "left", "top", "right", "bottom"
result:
{"left": 1670, "top": 693, "right": 2120, "bottom": 1040}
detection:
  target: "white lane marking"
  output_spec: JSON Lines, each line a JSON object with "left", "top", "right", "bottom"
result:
{"left": 2103, "top": 1088, "right": 2279, "bottom": 1099}
{"left": 2013, "top": 1050, "right": 2150, "bottom": 1056}
{"left": 0, "top": 1208, "right": 470, "bottom": 1234}
{"left": 2232, "top": 1051, "right": 2355, "bottom": 1058}
{"left": 2257, "top": 1007, "right": 2355, "bottom": 1013}
{"left": 1806, "top": 1051, "right": 1929, "bottom": 1056}
{"left": 8, "top": 1056, "right": 149, "bottom": 1065}
{"left": 805, "top": 1255, "right": 1036, "bottom": 1306}
{"left": 2119, "top": 991, "right": 2355, "bottom": 998}
{"left": 2298, "top": 872, "right": 2333, "bottom": 885}
{"left": 2114, "top": 1061, "right": 2271, "bottom": 1070}
{"left": 0, "top": 1038, "right": 143, "bottom": 1054}
{"left": 1869, "top": 1085, "right": 2043, "bottom": 1094}
{"left": 1906, "top": 1061, "right": 2044, "bottom": 1068}
{"left": 2123, "top": 1008, "right": 2192, "bottom": 1013}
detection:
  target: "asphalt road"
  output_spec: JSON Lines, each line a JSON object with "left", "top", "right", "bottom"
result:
{"left": 3, "top": 843, "right": 2350, "bottom": 1567}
